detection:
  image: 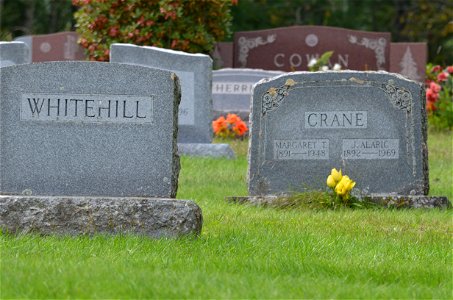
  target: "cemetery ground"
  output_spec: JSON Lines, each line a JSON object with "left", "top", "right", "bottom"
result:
{"left": 1, "top": 130, "right": 451, "bottom": 298}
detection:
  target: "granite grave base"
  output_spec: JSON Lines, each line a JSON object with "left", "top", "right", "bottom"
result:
{"left": 226, "top": 195, "right": 451, "bottom": 209}
{"left": 0, "top": 196, "right": 202, "bottom": 238}
{"left": 178, "top": 143, "right": 235, "bottom": 159}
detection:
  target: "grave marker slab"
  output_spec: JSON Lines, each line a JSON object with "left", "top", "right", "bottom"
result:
{"left": 234, "top": 26, "right": 390, "bottom": 72}
{"left": 0, "top": 196, "right": 202, "bottom": 237}
{"left": 212, "top": 68, "right": 284, "bottom": 121}
{"left": 0, "top": 42, "right": 31, "bottom": 67}
{"left": 248, "top": 71, "right": 428, "bottom": 196}
{"left": 212, "top": 42, "right": 234, "bottom": 69}
{"left": 390, "top": 43, "right": 427, "bottom": 82}
{"left": 0, "top": 61, "right": 180, "bottom": 197}
{"left": 15, "top": 31, "right": 86, "bottom": 62}
{"left": 110, "top": 43, "right": 212, "bottom": 143}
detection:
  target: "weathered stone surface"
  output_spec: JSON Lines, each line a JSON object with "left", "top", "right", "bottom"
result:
{"left": 368, "top": 194, "right": 450, "bottom": 209}
{"left": 0, "top": 41, "right": 31, "bottom": 67}
{"left": 248, "top": 71, "right": 428, "bottom": 196}
{"left": 233, "top": 26, "right": 391, "bottom": 71}
{"left": 0, "top": 62, "right": 180, "bottom": 197}
{"left": 178, "top": 143, "right": 235, "bottom": 159}
{"left": 390, "top": 42, "right": 427, "bottom": 82}
{"left": 212, "top": 68, "right": 283, "bottom": 122}
{"left": 110, "top": 43, "right": 213, "bottom": 143}
{"left": 15, "top": 31, "right": 86, "bottom": 62}
{"left": 0, "top": 196, "right": 202, "bottom": 237}
{"left": 226, "top": 195, "right": 450, "bottom": 209}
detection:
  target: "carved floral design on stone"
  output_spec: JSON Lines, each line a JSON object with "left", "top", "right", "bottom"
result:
{"left": 348, "top": 35, "right": 387, "bottom": 70}
{"left": 238, "top": 34, "right": 277, "bottom": 67}
{"left": 262, "top": 79, "right": 295, "bottom": 114}
{"left": 379, "top": 80, "right": 412, "bottom": 112}
{"left": 378, "top": 79, "right": 415, "bottom": 174}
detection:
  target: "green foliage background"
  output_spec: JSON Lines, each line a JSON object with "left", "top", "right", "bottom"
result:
{"left": 1, "top": 0, "right": 451, "bottom": 63}
{"left": 231, "top": 0, "right": 453, "bottom": 64}
{"left": 72, "top": 0, "right": 232, "bottom": 60}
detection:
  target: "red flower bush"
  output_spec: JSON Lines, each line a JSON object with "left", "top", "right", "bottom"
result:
{"left": 72, "top": 0, "right": 232, "bottom": 61}
{"left": 213, "top": 114, "right": 248, "bottom": 139}
{"left": 425, "top": 64, "right": 453, "bottom": 129}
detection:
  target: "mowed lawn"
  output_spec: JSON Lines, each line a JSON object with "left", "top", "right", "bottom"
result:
{"left": 1, "top": 131, "right": 451, "bottom": 298}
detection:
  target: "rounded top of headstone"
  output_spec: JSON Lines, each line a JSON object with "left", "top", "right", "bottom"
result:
{"left": 0, "top": 60, "right": 174, "bottom": 76}
{"left": 0, "top": 41, "right": 28, "bottom": 45}
{"left": 254, "top": 70, "right": 422, "bottom": 88}
{"left": 111, "top": 43, "right": 212, "bottom": 59}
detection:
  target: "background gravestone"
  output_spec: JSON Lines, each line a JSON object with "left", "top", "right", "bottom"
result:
{"left": 0, "top": 42, "right": 31, "bottom": 67}
{"left": 212, "top": 68, "right": 284, "bottom": 121}
{"left": 233, "top": 26, "right": 391, "bottom": 72}
{"left": 248, "top": 71, "right": 428, "bottom": 196}
{"left": 0, "top": 61, "right": 180, "bottom": 198}
{"left": 110, "top": 43, "right": 212, "bottom": 143}
{"left": 15, "top": 31, "right": 86, "bottom": 62}
{"left": 212, "top": 42, "right": 234, "bottom": 69}
{"left": 390, "top": 42, "right": 427, "bottom": 82}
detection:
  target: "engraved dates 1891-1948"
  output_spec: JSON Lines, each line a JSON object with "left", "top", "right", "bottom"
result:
{"left": 274, "top": 139, "right": 329, "bottom": 160}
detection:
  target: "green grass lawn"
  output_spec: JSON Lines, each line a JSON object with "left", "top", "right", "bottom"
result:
{"left": 1, "top": 131, "right": 452, "bottom": 298}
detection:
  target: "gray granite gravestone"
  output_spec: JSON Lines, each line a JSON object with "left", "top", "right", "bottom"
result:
{"left": 0, "top": 62, "right": 179, "bottom": 197}
{"left": 0, "top": 61, "right": 202, "bottom": 237}
{"left": 212, "top": 68, "right": 284, "bottom": 121}
{"left": 0, "top": 41, "right": 31, "bottom": 67}
{"left": 110, "top": 43, "right": 212, "bottom": 143}
{"left": 248, "top": 71, "right": 429, "bottom": 196}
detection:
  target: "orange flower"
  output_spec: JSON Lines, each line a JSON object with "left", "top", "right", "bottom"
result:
{"left": 233, "top": 121, "right": 248, "bottom": 136}
{"left": 212, "top": 116, "right": 228, "bottom": 135}
{"left": 213, "top": 114, "right": 248, "bottom": 138}
{"left": 226, "top": 113, "right": 240, "bottom": 125}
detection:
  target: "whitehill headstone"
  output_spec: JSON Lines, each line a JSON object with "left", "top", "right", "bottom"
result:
{"left": 248, "top": 71, "right": 428, "bottom": 196}
{"left": 0, "top": 61, "right": 180, "bottom": 198}
{"left": 0, "top": 42, "right": 31, "bottom": 67}
{"left": 0, "top": 61, "right": 203, "bottom": 237}
{"left": 110, "top": 44, "right": 212, "bottom": 143}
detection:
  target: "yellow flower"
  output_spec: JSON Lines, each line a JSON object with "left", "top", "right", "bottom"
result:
{"left": 345, "top": 179, "right": 356, "bottom": 191}
{"left": 326, "top": 175, "right": 336, "bottom": 188}
{"left": 334, "top": 175, "right": 356, "bottom": 198}
{"left": 335, "top": 182, "right": 346, "bottom": 196}
{"left": 343, "top": 176, "right": 356, "bottom": 191}
{"left": 331, "top": 168, "right": 342, "bottom": 182}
